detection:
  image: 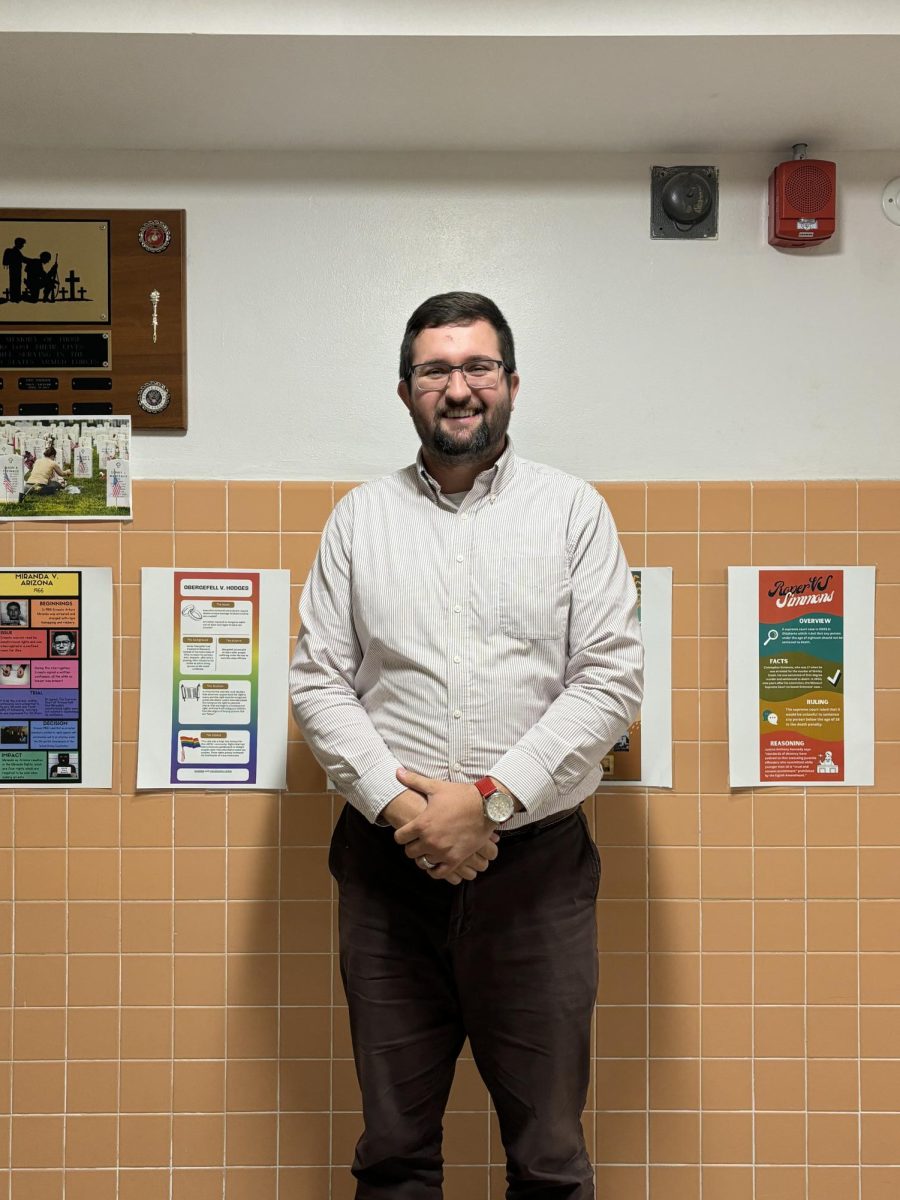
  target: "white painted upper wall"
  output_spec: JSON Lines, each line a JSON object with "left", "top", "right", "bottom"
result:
{"left": 4, "top": 0, "right": 900, "bottom": 35}
{"left": 4, "top": 148, "right": 897, "bottom": 483}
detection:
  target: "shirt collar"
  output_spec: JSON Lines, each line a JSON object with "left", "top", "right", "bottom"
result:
{"left": 414, "top": 437, "right": 518, "bottom": 504}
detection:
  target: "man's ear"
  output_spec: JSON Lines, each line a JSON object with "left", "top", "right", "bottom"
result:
{"left": 507, "top": 372, "right": 520, "bottom": 411}
{"left": 397, "top": 379, "right": 411, "bottom": 412}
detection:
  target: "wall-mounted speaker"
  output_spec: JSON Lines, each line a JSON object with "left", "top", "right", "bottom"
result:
{"left": 651, "top": 166, "right": 718, "bottom": 240}
{"left": 768, "top": 157, "right": 836, "bottom": 248}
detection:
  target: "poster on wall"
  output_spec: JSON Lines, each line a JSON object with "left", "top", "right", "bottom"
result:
{"left": 0, "top": 567, "right": 112, "bottom": 787}
{"left": 137, "top": 568, "right": 290, "bottom": 790}
{"left": 728, "top": 566, "right": 875, "bottom": 787}
{"left": 0, "top": 415, "right": 131, "bottom": 521}
{"left": 599, "top": 567, "right": 672, "bottom": 788}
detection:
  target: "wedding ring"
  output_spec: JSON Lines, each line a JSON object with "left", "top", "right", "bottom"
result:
{"left": 420, "top": 856, "right": 436, "bottom": 870}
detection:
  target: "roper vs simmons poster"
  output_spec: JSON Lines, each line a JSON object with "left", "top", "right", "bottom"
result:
{"left": 728, "top": 566, "right": 874, "bottom": 788}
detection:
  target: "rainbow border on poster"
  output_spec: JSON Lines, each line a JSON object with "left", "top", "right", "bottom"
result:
{"left": 169, "top": 571, "right": 260, "bottom": 784}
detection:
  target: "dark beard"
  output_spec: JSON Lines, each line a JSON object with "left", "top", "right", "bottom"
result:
{"left": 412, "top": 394, "right": 512, "bottom": 465}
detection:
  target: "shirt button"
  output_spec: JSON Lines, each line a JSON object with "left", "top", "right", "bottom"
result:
{"left": 453, "top": 604, "right": 461, "bottom": 613}
{"left": 456, "top": 554, "right": 463, "bottom": 562}
{"left": 460, "top": 513, "right": 469, "bottom": 521}
{"left": 453, "top": 762, "right": 462, "bottom": 770}
{"left": 453, "top": 655, "right": 461, "bottom": 663}
{"left": 452, "top": 709, "right": 462, "bottom": 719}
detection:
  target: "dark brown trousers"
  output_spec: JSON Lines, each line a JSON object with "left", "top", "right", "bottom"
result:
{"left": 330, "top": 802, "right": 601, "bottom": 1199}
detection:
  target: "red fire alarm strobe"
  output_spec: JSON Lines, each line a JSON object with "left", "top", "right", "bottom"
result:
{"left": 768, "top": 147, "right": 836, "bottom": 248}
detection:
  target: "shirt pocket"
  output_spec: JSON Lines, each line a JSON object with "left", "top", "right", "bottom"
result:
{"left": 499, "top": 553, "right": 570, "bottom": 641}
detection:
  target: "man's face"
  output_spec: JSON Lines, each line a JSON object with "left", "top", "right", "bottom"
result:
{"left": 52, "top": 634, "right": 73, "bottom": 655}
{"left": 398, "top": 320, "right": 519, "bottom": 464}
{"left": 6, "top": 604, "right": 20, "bottom": 621}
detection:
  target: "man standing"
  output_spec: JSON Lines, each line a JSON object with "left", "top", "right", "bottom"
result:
{"left": 291, "top": 292, "right": 643, "bottom": 1198}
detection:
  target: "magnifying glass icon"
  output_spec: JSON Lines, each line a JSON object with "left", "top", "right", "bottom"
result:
{"left": 763, "top": 629, "right": 778, "bottom": 647}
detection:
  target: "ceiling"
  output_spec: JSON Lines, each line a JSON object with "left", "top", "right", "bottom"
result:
{"left": 2, "top": 32, "right": 899, "bottom": 154}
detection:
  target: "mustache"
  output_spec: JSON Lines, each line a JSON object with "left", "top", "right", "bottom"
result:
{"left": 436, "top": 405, "right": 485, "bottom": 418}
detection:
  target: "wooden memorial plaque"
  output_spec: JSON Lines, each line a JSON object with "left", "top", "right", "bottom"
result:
{"left": 0, "top": 209, "right": 186, "bottom": 430}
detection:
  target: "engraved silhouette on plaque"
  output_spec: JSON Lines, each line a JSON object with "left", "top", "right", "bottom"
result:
{"left": 0, "top": 220, "right": 108, "bottom": 324}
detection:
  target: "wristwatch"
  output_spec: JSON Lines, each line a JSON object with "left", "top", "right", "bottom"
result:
{"left": 474, "top": 777, "right": 516, "bottom": 825}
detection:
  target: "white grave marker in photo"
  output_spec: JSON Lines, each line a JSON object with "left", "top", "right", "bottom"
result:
{"left": 106, "top": 459, "right": 130, "bottom": 509}
{"left": 0, "top": 455, "right": 23, "bottom": 505}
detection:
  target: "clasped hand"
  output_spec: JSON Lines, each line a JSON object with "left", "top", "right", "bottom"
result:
{"left": 390, "top": 767, "right": 499, "bottom": 885}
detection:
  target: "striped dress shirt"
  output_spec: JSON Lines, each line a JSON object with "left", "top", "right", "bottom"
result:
{"left": 290, "top": 440, "right": 644, "bottom": 829}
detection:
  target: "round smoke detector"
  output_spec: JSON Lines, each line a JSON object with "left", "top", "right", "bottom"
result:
{"left": 881, "top": 177, "right": 900, "bottom": 227}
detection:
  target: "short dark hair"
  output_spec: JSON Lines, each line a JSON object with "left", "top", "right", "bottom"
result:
{"left": 45, "top": 447, "right": 56, "bottom": 458}
{"left": 399, "top": 291, "right": 516, "bottom": 381}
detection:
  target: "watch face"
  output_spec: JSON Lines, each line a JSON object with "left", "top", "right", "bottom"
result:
{"left": 486, "top": 791, "right": 515, "bottom": 823}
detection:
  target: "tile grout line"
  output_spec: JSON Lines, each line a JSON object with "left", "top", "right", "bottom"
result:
{"left": 695, "top": 482, "right": 703, "bottom": 1200}
{"left": 117, "top": 509, "right": 126, "bottom": 1191}
{"left": 7, "top": 778, "right": 14, "bottom": 1197}
{"left": 859, "top": 477, "right": 868, "bottom": 1200}
{"left": 750, "top": 483, "right": 760, "bottom": 1200}
{"left": 802, "top": 482, "right": 809, "bottom": 1200}
{"left": 168, "top": 483, "right": 176, "bottom": 1200}
{"left": 223, "top": 486, "right": 232, "bottom": 1198}
{"left": 328, "top": 478, "right": 336, "bottom": 1200}
{"left": 803, "top": 783, "right": 809, "bottom": 1199}
{"left": 115, "top": 515, "right": 125, "bottom": 1200}
{"left": 329, "top": 790, "right": 337, "bottom": 1200}
{"left": 749, "top": 481, "right": 757, "bottom": 1200}
{"left": 642, "top": 480, "right": 649, "bottom": 1200}
{"left": 275, "top": 478, "right": 283, "bottom": 1200}
{"left": 222, "top": 784, "right": 230, "bottom": 1197}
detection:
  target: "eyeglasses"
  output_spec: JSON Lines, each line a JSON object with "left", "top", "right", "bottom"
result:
{"left": 410, "top": 358, "right": 505, "bottom": 392}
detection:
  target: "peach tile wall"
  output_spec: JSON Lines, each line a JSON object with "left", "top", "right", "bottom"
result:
{"left": 0, "top": 478, "right": 898, "bottom": 1200}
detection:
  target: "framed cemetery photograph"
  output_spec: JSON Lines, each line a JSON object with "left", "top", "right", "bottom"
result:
{"left": 0, "top": 415, "right": 132, "bottom": 521}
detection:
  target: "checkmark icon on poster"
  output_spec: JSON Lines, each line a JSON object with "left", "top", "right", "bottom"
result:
{"left": 827, "top": 669, "right": 842, "bottom": 686}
